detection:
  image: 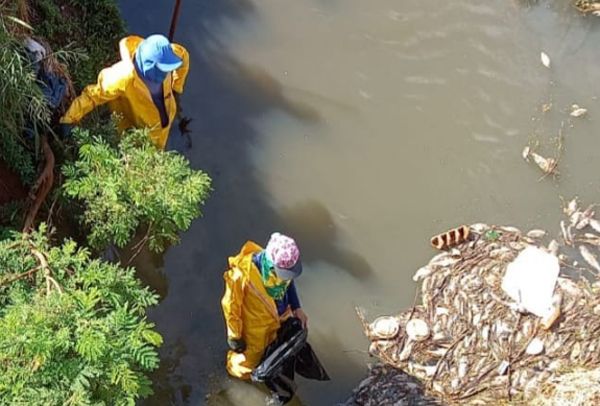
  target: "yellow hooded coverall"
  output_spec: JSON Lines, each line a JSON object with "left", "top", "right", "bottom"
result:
{"left": 60, "top": 35, "right": 189, "bottom": 149}
{"left": 221, "top": 241, "right": 292, "bottom": 379}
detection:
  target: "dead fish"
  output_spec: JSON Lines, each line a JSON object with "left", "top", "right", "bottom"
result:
{"left": 530, "top": 152, "right": 556, "bottom": 174}
{"left": 589, "top": 219, "right": 600, "bottom": 233}
{"left": 522, "top": 146, "right": 531, "bottom": 161}
{"left": 429, "top": 252, "right": 451, "bottom": 264}
{"left": 497, "top": 360, "right": 510, "bottom": 376}
{"left": 413, "top": 266, "right": 433, "bottom": 282}
{"left": 527, "top": 229, "right": 547, "bottom": 238}
{"left": 560, "top": 220, "right": 573, "bottom": 245}
{"left": 579, "top": 245, "right": 600, "bottom": 272}
{"left": 429, "top": 256, "right": 460, "bottom": 268}
{"left": 398, "top": 341, "right": 413, "bottom": 361}
{"left": 469, "top": 223, "right": 489, "bottom": 233}
{"left": 458, "top": 358, "right": 469, "bottom": 379}
{"left": 564, "top": 197, "right": 579, "bottom": 216}
{"left": 557, "top": 277, "right": 581, "bottom": 297}
{"left": 570, "top": 210, "right": 584, "bottom": 227}
{"left": 547, "top": 239, "right": 559, "bottom": 256}
{"left": 500, "top": 225, "right": 521, "bottom": 233}
{"left": 435, "top": 307, "right": 449, "bottom": 316}
{"left": 576, "top": 217, "right": 591, "bottom": 230}
{"left": 571, "top": 342, "right": 582, "bottom": 360}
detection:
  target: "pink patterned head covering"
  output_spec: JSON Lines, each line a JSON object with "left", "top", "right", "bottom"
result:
{"left": 265, "top": 232, "right": 303, "bottom": 280}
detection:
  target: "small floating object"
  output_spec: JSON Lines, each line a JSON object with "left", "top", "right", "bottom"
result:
{"left": 526, "top": 338, "right": 545, "bottom": 355}
{"left": 527, "top": 229, "right": 546, "bottom": 239}
{"left": 570, "top": 104, "right": 587, "bottom": 118}
{"left": 522, "top": 146, "right": 531, "bottom": 161}
{"left": 369, "top": 316, "right": 400, "bottom": 340}
{"left": 430, "top": 225, "right": 470, "bottom": 250}
{"left": 541, "top": 51, "right": 551, "bottom": 68}
{"left": 406, "top": 319, "right": 430, "bottom": 342}
{"left": 530, "top": 152, "right": 556, "bottom": 174}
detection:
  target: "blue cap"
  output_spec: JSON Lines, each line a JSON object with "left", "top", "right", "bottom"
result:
{"left": 137, "top": 34, "right": 182, "bottom": 73}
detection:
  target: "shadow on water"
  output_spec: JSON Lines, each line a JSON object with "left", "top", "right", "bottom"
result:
{"left": 114, "top": 0, "right": 361, "bottom": 404}
{"left": 280, "top": 200, "right": 374, "bottom": 281}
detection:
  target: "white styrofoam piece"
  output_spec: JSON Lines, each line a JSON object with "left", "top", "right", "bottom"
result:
{"left": 501, "top": 246, "right": 559, "bottom": 318}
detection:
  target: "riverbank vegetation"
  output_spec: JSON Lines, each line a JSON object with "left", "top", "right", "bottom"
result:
{"left": 0, "top": 1, "right": 211, "bottom": 403}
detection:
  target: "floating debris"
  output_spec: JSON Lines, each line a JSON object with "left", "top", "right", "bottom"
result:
{"left": 541, "top": 51, "right": 551, "bottom": 68}
{"left": 574, "top": 0, "right": 600, "bottom": 15}
{"left": 530, "top": 151, "right": 557, "bottom": 174}
{"left": 370, "top": 316, "right": 400, "bottom": 340}
{"left": 570, "top": 104, "right": 588, "bottom": 118}
{"left": 430, "top": 226, "right": 470, "bottom": 250}
{"left": 358, "top": 198, "right": 600, "bottom": 404}
{"left": 522, "top": 146, "right": 557, "bottom": 175}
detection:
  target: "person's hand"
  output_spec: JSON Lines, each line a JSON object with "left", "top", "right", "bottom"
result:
{"left": 227, "top": 338, "right": 246, "bottom": 353}
{"left": 294, "top": 308, "right": 308, "bottom": 329}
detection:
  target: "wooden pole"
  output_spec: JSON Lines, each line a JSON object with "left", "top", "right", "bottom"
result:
{"left": 169, "top": 0, "right": 183, "bottom": 42}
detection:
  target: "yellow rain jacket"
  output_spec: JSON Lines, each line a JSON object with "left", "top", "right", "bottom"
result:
{"left": 221, "top": 241, "right": 292, "bottom": 379}
{"left": 60, "top": 35, "right": 189, "bottom": 149}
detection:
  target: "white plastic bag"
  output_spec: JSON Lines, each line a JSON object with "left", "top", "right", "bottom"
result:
{"left": 501, "top": 247, "right": 559, "bottom": 318}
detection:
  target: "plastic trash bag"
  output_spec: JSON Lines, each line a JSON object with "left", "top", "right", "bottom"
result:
{"left": 252, "top": 317, "right": 330, "bottom": 404}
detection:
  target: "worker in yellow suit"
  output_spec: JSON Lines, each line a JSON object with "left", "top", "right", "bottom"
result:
{"left": 60, "top": 34, "right": 189, "bottom": 149}
{"left": 221, "top": 232, "right": 308, "bottom": 380}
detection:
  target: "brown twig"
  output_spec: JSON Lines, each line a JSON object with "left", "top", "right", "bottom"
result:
{"left": 0, "top": 266, "right": 42, "bottom": 287}
{"left": 23, "top": 136, "right": 55, "bottom": 232}
{"left": 126, "top": 223, "right": 153, "bottom": 265}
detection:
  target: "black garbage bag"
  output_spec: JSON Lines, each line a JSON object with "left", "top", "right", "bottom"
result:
{"left": 251, "top": 317, "right": 330, "bottom": 404}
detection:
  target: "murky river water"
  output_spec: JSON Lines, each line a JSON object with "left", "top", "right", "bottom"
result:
{"left": 117, "top": 0, "right": 600, "bottom": 404}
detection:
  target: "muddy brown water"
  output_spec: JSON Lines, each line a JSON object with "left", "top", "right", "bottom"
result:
{"left": 116, "top": 0, "right": 600, "bottom": 404}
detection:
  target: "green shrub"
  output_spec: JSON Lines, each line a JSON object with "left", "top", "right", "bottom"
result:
{"left": 0, "top": 17, "right": 51, "bottom": 184}
{"left": 0, "top": 225, "right": 162, "bottom": 405}
{"left": 31, "top": 0, "right": 125, "bottom": 88}
{"left": 62, "top": 124, "right": 212, "bottom": 252}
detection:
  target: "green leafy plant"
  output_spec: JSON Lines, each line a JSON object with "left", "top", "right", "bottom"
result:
{"left": 31, "top": 0, "right": 125, "bottom": 88}
{"left": 62, "top": 124, "right": 212, "bottom": 252}
{"left": 0, "top": 16, "right": 51, "bottom": 184}
{"left": 0, "top": 225, "right": 161, "bottom": 405}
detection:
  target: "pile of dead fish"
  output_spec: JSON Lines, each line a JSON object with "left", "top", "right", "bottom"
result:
{"left": 358, "top": 197, "right": 600, "bottom": 405}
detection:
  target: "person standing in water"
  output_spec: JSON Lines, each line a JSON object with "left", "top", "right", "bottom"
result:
{"left": 60, "top": 34, "right": 189, "bottom": 149}
{"left": 221, "top": 232, "right": 308, "bottom": 380}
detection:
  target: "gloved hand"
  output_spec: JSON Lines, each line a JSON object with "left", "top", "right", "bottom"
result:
{"left": 59, "top": 123, "right": 73, "bottom": 138}
{"left": 227, "top": 338, "right": 246, "bottom": 353}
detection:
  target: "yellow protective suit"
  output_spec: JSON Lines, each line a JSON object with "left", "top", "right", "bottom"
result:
{"left": 60, "top": 35, "right": 189, "bottom": 149}
{"left": 221, "top": 241, "right": 292, "bottom": 380}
